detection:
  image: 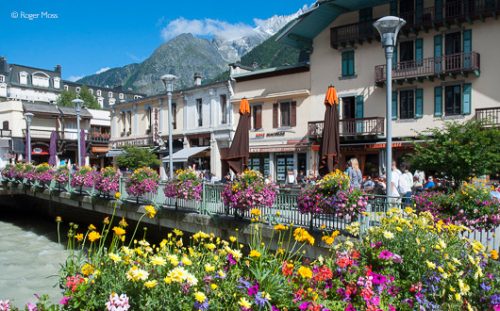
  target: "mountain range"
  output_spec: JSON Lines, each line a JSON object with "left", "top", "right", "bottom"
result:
{"left": 77, "top": 7, "right": 307, "bottom": 95}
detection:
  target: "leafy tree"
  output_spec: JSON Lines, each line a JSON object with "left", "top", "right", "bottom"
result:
{"left": 57, "top": 86, "right": 101, "bottom": 109}
{"left": 409, "top": 120, "right": 500, "bottom": 185}
{"left": 116, "top": 146, "right": 160, "bottom": 170}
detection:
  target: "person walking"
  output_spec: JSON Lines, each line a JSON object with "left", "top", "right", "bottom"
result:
{"left": 399, "top": 164, "right": 413, "bottom": 205}
{"left": 346, "top": 158, "right": 363, "bottom": 190}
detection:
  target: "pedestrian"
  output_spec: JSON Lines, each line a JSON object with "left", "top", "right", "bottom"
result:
{"left": 424, "top": 176, "right": 436, "bottom": 190}
{"left": 399, "top": 164, "right": 413, "bottom": 205}
{"left": 389, "top": 161, "right": 401, "bottom": 199}
{"left": 346, "top": 158, "right": 363, "bottom": 190}
{"left": 286, "top": 170, "right": 296, "bottom": 185}
{"left": 362, "top": 175, "right": 375, "bottom": 192}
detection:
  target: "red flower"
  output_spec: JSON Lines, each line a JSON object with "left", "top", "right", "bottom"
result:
{"left": 336, "top": 256, "right": 353, "bottom": 269}
{"left": 313, "top": 265, "right": 333, "bottom": 282}
{"left": 281, "top": 261, "right": 294, "bottom": 277}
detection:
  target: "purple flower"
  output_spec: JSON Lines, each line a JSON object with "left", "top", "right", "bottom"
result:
{"left": 378, "top": 250, "right": 394, "bottom": 260}
{"left": 227, "top": 254, "right": 237, "bottom": 266}
{"left": 59, "top": 296, "right": 70, "bottom": 305}
{"left": 371, "top": 273, "right": 387, "bottom": 286}
{"left": 392, "top": 254, "right": 403, "bottom": 264}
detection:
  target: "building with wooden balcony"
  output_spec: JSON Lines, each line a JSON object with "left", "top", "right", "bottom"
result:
{"left": 274, "top": 0, "right": 500, "bottom": 176}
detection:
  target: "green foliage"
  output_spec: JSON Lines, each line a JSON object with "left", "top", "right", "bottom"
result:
{"left": 240, "top": 33, "right": 301, "bottom": 69}
{"left": 410, "top": 120, "right": 500, "bottom": 184}
{"left": 116, "top": 146, "right": 160, "bottom": 169}
{"left": 57, "top": 86, "right": 101, "bottom": 109}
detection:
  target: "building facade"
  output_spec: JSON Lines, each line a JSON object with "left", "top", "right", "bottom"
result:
{"left": 261, "top": 0, "right": 500, "bottom": 177}
{"left": 109, "top": 77, "right": 232, "bottom": 179}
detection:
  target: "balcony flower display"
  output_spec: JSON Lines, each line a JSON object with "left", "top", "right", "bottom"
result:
{"left": 297, "top": 170, "right": 367, "bottom": 219}
{"left": 1, "top": 163, "right": 15, "bottom": 181}
{"left": 54, "top": 166, "right": 70, "bottom": 184}
{"left": 126, "top": 167, "right": 159, "bottom": 199}
{"left": 21, "top": 163, "right": 36, "bottom": 185}
{"left": 222, "top": 170, "right": 277, "bottom": 212}
{"left": 415, "top": 182, "right": 500, "bottom": 231}
{"left": 34, "top": 163, "right": 54, "bottom": 184}
{"left": 71, "top": 166, "right": 97, "bottom": 188}
{"left": 95, "top": 166, "right": 120, "bottom": 195}
{"left": 164, "top": 168, "right": 202, "bottom": 201}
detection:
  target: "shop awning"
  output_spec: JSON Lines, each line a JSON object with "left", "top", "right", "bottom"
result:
{"left": 162, "top": 146, "right": 209, "bottom": 163}
{"left": 105, "top": 149, "right": 124, "bottom": 157}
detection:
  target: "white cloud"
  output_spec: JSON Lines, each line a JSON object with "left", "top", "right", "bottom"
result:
{"left": 95, "top": 67, "right": 110, "bottom": 74}
{"left": 67, "top": 75, "right": 83, "bottom": 82}
{"left": 161, "top": 17, "right": 255, "bottom": 41}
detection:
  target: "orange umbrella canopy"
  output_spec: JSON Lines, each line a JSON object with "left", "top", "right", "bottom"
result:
{"left": 324, "top": 85, "right": 339, "bottom": 106}
{"left": 239, "top": 98, "right": 250, "bottom": 115}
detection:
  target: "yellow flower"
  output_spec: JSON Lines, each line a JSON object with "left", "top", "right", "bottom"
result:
{"left": 250, "top": 208, "right": 261, "bottom": 216}
{"left": 112, "top": 226, "right": 126, "bottom": 236}
{"left": 383, "top": 231, "right": 394, "bottom": 239}
{"left": 144, "top": 205, "right": 156, "bottom": 219}
{"left": 150, "top": 255, "right": 166, "bottom": 266}
{"left": 298, "top": 266, "right": 313, "bottom": 279}
{"left": 471, "top": 240, "right": 484, "bottom": 254}
{"left": 114, "top": 192, "right": 121, "bottom": 200}
{"left": 194, "top": 291, "right": 207, "bottom": 303}
{"left": 144, "top": 280, "right": 158, "bottom": 288}
{"left": 88, "top": 224, "right": 96, "bottom": 231}
{"left": 55, "top": 216, "right": 62, "bottom": 223}
{"left": 210, "top": 283, "right": 218, "bottom": 290}
{"left": 119, "top": 217, "right": 128, "bottom": 228}
{"left": 238, "top": 297, "right": 252, "bottom": 309}
{"left": 229, "top": 236, "right": 237, "bottom": 243}
{"left": 293, "top": 228, "right": 315, "bottom": 245}
{"left": 322, "top": 230, "right": 340, "bottom": 245}
{"left": 173, "top": 228, "right": 183, "bottom": 236}
{"left": 249, "top": 250, "right": 261, "bottom": 258}
{"left": 181, "top": 256, "right": 193, "bottom": 266}
{"left": 425, "top": 260, "right": 436, "bottom": 270}
{"left": 491, "top": 250, "right": 499, "bottom": 260}
{"left": 126, "top": 266, "right": 149, "bottom": 282}
{"left": 88, "top": 231, "right": 101, "bottom": 243}
{"left": 75, "top": 233, "right": 84, "bottom": 242}
{"left": 205, "top": 243, "right": 216, "bottom": 251}
{"left": 108, "top": 253, "right": 122, "bottom": 263}
{"left": 167, "top": 255, "right": 179, "bottom": 266}
{"left": 103, "top": 217, "right": 110, "bottom": 225}
{"left": 81, "top": 263, "right": 94, "bottom": 276}
{"left": 273, "top": 224, "right": 287, "bottom": 231}
{"left": 205, "top": 263, "right": 215, "bottom": 273}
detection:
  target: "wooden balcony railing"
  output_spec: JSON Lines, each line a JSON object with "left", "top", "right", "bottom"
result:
{"left": 375, "top": 52, "right": 480, "bottom": 85}
{"left": 308, "top": 117, "right": 385, "bottom": 139}
{"left": 330, "top": 0, "right": 500, "bottom": 48}
{"left": 476, "top": 107, "right": 500, "bottom": 127}
{"left": 22, "top": 129, "right": 103, "bottom": 142}
{"left": 89, "top": 131, "right": 111, "bottom": 143}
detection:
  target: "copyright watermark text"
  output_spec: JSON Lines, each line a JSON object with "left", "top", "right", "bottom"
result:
{"left": 10, "top": 11, "right": 59, "bottom": 20}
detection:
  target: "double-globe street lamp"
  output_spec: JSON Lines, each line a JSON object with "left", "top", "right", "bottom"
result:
{"left": 72, "top": 98, "right": 84, "bottom": 167}
{"left": 373, "top": 16, "right": 406, "bottom": 198}
{"left": 24, "top": 112, "right": 34, "bottom": 163}
{"left": 161, "top": 74, "right": 178, "bottom": 180}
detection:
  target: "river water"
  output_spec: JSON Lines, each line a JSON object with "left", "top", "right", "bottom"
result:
{"left": 0, "top": 212, "right": 66, "bottom": 307}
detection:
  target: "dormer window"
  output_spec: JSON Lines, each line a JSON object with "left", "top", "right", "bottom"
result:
{"left": 32, "top": 71, "right": 50, "bottom": 87}
{"left": 0, "top": 75, "right": 5, "bottom": 83}
{"left": 64, "top": 85, "right": 69, "bottom": 91}
{"left": 98, "top": 97, "right": 104, "bottom": 107}
{"left": 53, "top": 77, "right": 61, "bottom": 89}
{"left": 96, "top": 90, "right": 102, "bottom": 96}
{"left": 19, "top": 71, "right": 28, "bottom": 85}
{"left": 89, "top": 88, "right": 94, "bottom": 95}
{"left": 108, "top": 91, "right": 113, "bottom": 98}
{"left": 134, "top": 95, "right": 142, "bottom": 99}
{"left": 75, "top": 87, "right": 81, "bottom": 93}
{"left": 119, "top": 93, "right": 124, "bottom": 100}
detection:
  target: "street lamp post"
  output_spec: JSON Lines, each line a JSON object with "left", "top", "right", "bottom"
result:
{"left": 161, "top": 74, "right": 178, "bottom": 180}
{"left": 72, "top": 98, "right": 84, "bottom": 167}
{"left": 24, "top": 112, "right": 34, "bottom": 163}
{"left": 373, "top": 16, "right": 406, "bottom": 198}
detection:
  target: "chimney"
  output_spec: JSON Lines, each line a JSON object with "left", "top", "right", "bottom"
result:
{"left": 194, "top": 72, "right": 202, "bottom": 86}
{"left": 54, "top": 64, "right": 62, "bottom": 74}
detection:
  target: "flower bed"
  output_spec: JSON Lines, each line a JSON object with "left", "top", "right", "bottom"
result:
{"left": 54, "top": 166, "right": 70, "bottom": 185}
{"left": 3, "top": 207, "right": 500, "bottom": 310}
{"left": 71, "top": 166, "right": 97, "bottom": 188}
{"left": 34, "top": 163, "right": 54, "bottom": 185}
{"left": 96, "top": 166, "right": 120, "bottom": 195}
{"left": 164, "top": 168, "right": 202, "bottom": 201}
{"left": 126, "top": 167, "right": 159, "bottom": 199}
{"left": 414, "top": 182, "right": 500, "bottom": 230}
{"left": 297, "top": 170, "right": 368, "bottom": 219}
{"left": 221, "top": 170, "right": 277, "bottom": 212}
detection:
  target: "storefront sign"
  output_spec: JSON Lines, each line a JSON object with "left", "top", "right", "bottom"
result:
{"left": 32, "top": 146, "right": 49, "bottom": 155}
{"left": 153, "top": 108, "right": 159, "bottom": 144}
{"left": 250, "top": 145, "right": 308, "bottom": 153}
{"left": 266, "top": 131, "right": 285, "bottom": 137}
{"left": 255, "top": 133, "right": 265, "bottom": 139}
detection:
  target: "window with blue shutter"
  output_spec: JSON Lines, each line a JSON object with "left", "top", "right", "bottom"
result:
{"left": 434, "top": 86, "right": 443, "bottom": 117}
{"left": 415, "top": 88, "right": 423, "bottom": 118}
{"left": 355, "top": 95, "right": 364, "bottom": 132}
{"left": 341, "top": 51, "right": 355, "bottom": 77}
{"left": 435, "top": 0, "right": 443, "bottom": 21}
{"left": 415, "top": 38, "right": 423, "bottom": 66}
{"left": 392, "top": 91, "right": 398, "bottom": 120}
{"left": 463, "top": 30, "right": 472, "bottom": 68}
{"left": 462, "top": 83, "right": 472, "bottom": 115}
{"left": 434, "top": 35, "right": 443, "bottom": 73}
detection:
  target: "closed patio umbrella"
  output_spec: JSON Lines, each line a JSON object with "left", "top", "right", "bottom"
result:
{"left": 80, "top": 129, "right": 86, "bottom": 166}
{"left": 319, "top": 85, "right": 341, "bottom": 176}
{"left": 223, "top": 98, "right": 250, "bottom": 175}
{"left": 48, "top": 131, "right": 58, "bottom": 166}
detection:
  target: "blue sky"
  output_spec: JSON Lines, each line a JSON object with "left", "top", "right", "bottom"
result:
{"left": 0, "top": 1, "right": 310, "bottom": 81}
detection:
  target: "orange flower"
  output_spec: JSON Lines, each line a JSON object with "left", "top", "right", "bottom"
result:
{"left": 281, "top": 261, "right": 294, "bottom": 276}
{"left": 336, "top": 256, "right": 352, "bottom": 269}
